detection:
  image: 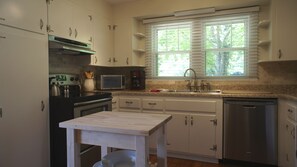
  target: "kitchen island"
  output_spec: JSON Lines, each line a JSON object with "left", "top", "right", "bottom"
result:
{"left": 59, "top": 111, "right": 172, "bottom": 167}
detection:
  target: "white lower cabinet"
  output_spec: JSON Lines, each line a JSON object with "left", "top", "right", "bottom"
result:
{"left": 189, "top": 114, "right": 216, "bottom": 157}
{"left": 166, "top": 112, "right": 189, "bottom": 153}
{"left": 115, "top": 95, "right": 223, "bottom": 160}
{"left": 165, "top": 98, "right": 222, "bottom": 159}
{"left": 0, "top": 25, "right": 49, "bottom": 167}
{"left": 166, "top": 113, "right": 216, "bottom": 156}
{"left": 278, "top": 99, "right": 297, "bottom": 167}
{"left": 112, "top": 96, "right": 118, "bottom": 111}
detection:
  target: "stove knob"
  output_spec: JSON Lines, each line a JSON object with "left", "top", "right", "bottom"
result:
{"left": 70, "top": 77, "right": 74, "bottom": 81}
{"left": 75, "top": 77, "right": 79, "bottom": 81}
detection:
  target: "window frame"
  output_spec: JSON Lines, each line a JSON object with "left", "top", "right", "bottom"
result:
{"left": 145, "top": 12, "right": 258, "bottom": 80}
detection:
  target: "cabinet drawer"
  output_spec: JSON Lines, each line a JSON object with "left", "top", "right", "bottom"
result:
{"left": 165, "top": 99, "right": 216, "bottom": 113}
{"left": 286, "top": 103, "right": 297, "bottom": 121}
{"left": 119, "top": 97, "right": 141, "bottom": 109}
{"left": 142, "top": 99, "right": 163, "bottom": 110}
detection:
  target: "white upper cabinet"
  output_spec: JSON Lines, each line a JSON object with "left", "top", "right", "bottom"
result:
{"left": 0, "top": 0, "right": 47, "bottom": 34}
{"left": 270, "top": 0, "right": 297, "bottom": 61}
{"left": 89, "top": 0, "right": 114, "bottom": 66}
{"left": 47, "top": 0, "right": 93, "bottom": 44}
{"left": 0, "top": 25, "right": 49, "bottom": 167}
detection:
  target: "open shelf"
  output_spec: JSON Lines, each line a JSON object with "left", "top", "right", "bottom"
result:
{"left": 258, "top": 20, "right": 270, "bottom": 28}
{"left": 133, "top": 49, "right": 145, "bottom": 53}
{"left": 134, "top": 33, "right": 146, "bottom": 38}
{"left": 258, "top": 40, "right": 270, "bottom": 46}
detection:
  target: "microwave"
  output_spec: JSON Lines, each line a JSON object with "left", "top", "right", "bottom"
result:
{"left": 100, "top": 75, "right": 125, "bottom": 90}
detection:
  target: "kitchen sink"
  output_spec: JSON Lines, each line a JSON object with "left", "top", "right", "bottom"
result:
{"left": 165, "top": 89, "right": 222, "bottom": 94}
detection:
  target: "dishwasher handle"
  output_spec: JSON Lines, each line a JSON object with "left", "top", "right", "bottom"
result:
{"left": 242, "top": 105, "right": 256, "bottom": 109}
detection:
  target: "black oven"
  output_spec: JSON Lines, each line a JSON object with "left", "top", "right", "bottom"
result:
{"left": 49, "top": 74, "right": 112, "bottom": 167}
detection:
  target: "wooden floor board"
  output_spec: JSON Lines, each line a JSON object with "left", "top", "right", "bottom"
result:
{"left": 149, "top": 155, "right": 243, "bottom": 167}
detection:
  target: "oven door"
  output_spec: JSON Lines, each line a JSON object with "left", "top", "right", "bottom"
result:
{"left": 73, "top": 98, "right": 112, "bottom": 117}
{"left": 73, "top": 97, "right": 112, "bottom": 167}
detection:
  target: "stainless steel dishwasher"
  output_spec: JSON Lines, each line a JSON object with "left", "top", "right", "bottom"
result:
{"left": 223, "top": 98, "right": 278, "bottom": 166}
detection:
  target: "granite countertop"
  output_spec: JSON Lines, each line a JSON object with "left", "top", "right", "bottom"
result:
{"left": 110, "top": 90, "right": 297, "bottom": 101}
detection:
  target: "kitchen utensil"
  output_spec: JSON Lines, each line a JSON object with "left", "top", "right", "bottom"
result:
{"left": 51, "top": 83, "right": 61, "bottom": 96}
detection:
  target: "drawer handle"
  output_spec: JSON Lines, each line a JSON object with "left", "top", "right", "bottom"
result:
{"left": 148, "top": 102, "right": 156, "bottom": 105}
{"left": 0, "top": 17, "right": 5, "bottom": 21}
{"left": 125, "top": 101, "right": 133, "bottom": 104}
{"left": 112, "top": 101, "right": 117, "bottom": 104}
{"left": 0, "top": 36, "right": 6, "bottom": 39}
{"left": 185, "top": 116, "right": 188, "bottom": 125}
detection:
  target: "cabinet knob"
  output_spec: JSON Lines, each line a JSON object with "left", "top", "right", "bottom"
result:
{"left": 125, "top": 101, "right": 133, "bottom": 104}
{"left": 40, "top": 19, "right": 44, "bottom": 30}
{"left": 41, "top": 100, "right": 45, "bottom": 112}
{"left": 94, "top": 56, "right": 98, "bottom": 64}
{"left": 89, "top": 37, "right": 93, "bottom": 42}
{"left": 113, "top": 57, "right": 117, "bottom": 62}
{"left": 278, "top": 49, "right": 282, "bottom": 59}
{"left": 47, "top": 25, "right": 54, "bottom": 33}
{"left": 69, "top": 27, "right": 72, "bottom": 36}
{"left": 74, "top": 29, "right": 78, "bottom": 38}
{"left": 185, "top": 116, "right": 188, "bottom": 125}
{"left": 0, "top": 36, "right": 6, "bottom": 39}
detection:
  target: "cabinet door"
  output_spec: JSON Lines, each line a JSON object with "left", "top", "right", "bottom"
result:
{"left": 47, "top": 0, "right": 73, "bottom": 39}
{"left": 166, "top": 113, "right": 188, "bottom": 153}
{"left": 0, "top": 0, "right": 47, "bottom": 34}
{"left": 272, "top": 0, "right": 297, "bottom": 61}
{"left": 92, "top": 16, "right": 113, "bottom": 66}
{"left": 285, "top": 119, "right": 296, "bottom": 167}
{"left": 112, "top": 96, "right": 118, "bottom": 112}
{"left": 189, "top": 114, "right": 216, "bottom": 157}
{"left": 72, "top": 5, "right": 93, "bottom": 44}
{"left": 0, "top": 26, "right": 49, "bottom": 166}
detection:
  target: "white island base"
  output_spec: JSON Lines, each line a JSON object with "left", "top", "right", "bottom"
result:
{"left": 59, "top": 111, "right": 172, "bottom": 167}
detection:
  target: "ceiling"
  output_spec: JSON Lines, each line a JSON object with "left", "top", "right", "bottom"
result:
{"left": 104, "top": 0, "right": 140, "bottom": 5}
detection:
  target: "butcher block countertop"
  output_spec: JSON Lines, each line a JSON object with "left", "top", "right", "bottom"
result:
{"left": 59, "top": 111, "right": 172, "bottom": 136}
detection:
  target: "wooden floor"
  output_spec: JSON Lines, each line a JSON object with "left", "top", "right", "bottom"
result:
{"left": 149, "top": 156, "right": 253, "bottom": 167}
{"left": 150, "top": 157, "right": 223, "bottom": 167}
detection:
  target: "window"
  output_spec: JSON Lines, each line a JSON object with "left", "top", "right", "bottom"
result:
{"left": 145, "top": 12, "right": 258, "bottom": 79}
{"left": 150, "top": 22, "right": 192, "bottom": 77}
{"left": 203, "top": 17, "right": 248, "bottom": 77}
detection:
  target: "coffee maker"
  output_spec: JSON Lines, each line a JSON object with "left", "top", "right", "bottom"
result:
{"left": 130, "top": 70, "right": 145, "bottom": 90}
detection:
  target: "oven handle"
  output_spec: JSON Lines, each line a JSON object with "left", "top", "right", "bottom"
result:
{"left": 74, "top": 97, "right": 112, "bottom": 107}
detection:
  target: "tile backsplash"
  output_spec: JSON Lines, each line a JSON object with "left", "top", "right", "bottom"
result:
{"left": 49, "top": 54, "right": 297, "bottom": 93}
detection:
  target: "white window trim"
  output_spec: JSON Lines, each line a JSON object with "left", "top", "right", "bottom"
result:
{"left": 145, "top": 11, "right": 258, "bottom": 79}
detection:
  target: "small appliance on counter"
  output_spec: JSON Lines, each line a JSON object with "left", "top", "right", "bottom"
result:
{"left": 100, "top": 75, "right": 126, "bottom": 90}
{"left": 130, "top": 70, "right": 145, "bottom": 90}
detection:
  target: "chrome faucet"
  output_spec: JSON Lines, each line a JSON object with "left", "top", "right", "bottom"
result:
{"left": 183, "top": 68, "right": 198, "bottom": 92}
